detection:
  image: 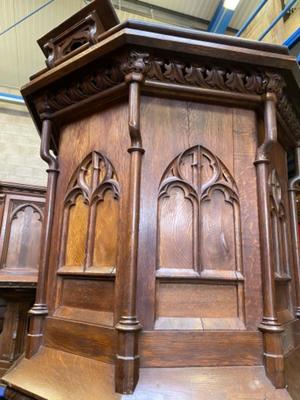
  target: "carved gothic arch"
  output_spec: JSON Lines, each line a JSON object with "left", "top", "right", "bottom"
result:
{"left": 157, "top": 145, "right": 242, "bottom": 274}
{"left": 59, "top": 150, "right": 120, "bottom": 272}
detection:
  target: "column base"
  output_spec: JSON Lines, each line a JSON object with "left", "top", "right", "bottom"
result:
{"left": 115, "top": 316, "right": 142, "bottom": 394}
{"left": 25, "top": 304, "right": 48, "bottom": 358}
{"left": 262, "top": 329, "right": 285, "bottom": 389}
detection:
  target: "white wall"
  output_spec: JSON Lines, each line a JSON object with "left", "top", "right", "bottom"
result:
{"left": 0, "top": 103, "right": 47, "bottom": 186}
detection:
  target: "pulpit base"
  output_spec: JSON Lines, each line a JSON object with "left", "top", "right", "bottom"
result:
{"left": 1, "top": 346, "right": 294, "bottom": 400}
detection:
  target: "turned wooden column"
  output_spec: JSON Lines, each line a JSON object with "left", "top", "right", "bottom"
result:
{"left": 115, "top": 52, "right": 147, "bottom": 394}
{"left": 26, "top": 118, "right": 59, "bottom": 358}
{"left": 289, "top": 146, "right": 300, "bottom": 318}
{"left": 254, "top": 91, "right": 284, "bottom": 388}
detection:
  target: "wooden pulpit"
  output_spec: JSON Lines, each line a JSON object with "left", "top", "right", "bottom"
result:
{"left": 2, "top": 1, "right": 300, "bottom": 398}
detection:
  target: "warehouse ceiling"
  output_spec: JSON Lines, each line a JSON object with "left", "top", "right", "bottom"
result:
{"left": 0, "top": 0, "right": 261, "bottom": 89}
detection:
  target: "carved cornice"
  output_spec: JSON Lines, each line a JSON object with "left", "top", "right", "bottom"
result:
{"left": 33, "top": 50, "right": 300, "bottom": 139}
{"left": 0, "top": 182, "right": 46, "bottom": 196}
{"left": 147, "top": 60, "right": 265, "bottom": 95}
{"left": 35, "top": 61, "right": 124, "bottom": 115}
{"left": 277, "top": 94, "right": 300, "bottom": 139}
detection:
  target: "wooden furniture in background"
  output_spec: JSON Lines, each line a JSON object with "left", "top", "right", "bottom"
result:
{"left": 0, "top": 183, "right": 46, "bottom": 376}
{"left": 2, "top": 0, "right": 300, "bottom": 398}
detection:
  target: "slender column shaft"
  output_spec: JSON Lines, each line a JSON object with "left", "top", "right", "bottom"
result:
{"left": 115, "top": 75, "right": 144, "bottom": 394}
{"left": 26, "top": 119, "right": 59, "bottom": 358}
{"left": 254, "top": 92, "right": 280, "bottom": 330}
{"left": 254, "top": 92, "right": 285, "bottom": 389}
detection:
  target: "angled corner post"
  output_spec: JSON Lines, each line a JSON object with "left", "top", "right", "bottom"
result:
{"left": 26, "top": 116, "right": 59, "bottom": 358}
{"left": 289, "top": 145, "right": 300, "bottom": 318}
{"left": 115, "top": 52, "right": 148, "bottom": 394}
{"left": 254, "top": 79, "right": 285, "bottom": 388}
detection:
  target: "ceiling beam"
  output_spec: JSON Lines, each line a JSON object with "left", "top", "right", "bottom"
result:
{"left": 208, "top": 0, "right": 237, "bottom": 34}
{"left": 0, "top": 0, "right": 55, "bottom": 37}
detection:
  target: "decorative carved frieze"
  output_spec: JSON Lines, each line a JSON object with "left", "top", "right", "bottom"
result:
{"left": 33, "top": 50, "right": 300, "bottom": 139}
{"left": 34, "top": 62, "right": 123, "bottom": 115}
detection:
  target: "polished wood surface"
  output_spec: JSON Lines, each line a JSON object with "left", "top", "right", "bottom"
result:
{"left": 0, "top": 183, "right": 46, "bottom": 282}
{"left": 2, "top": 0, "right": 300, "bottom": 398}
{"left": 3, "top": 347, "right": 292, "bottom": 400}
{"left": 0, "top": 183, "right": 46, "bottom": 377}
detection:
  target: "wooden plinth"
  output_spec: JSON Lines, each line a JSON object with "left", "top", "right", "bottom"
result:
{"left": 2, "top": 346, "right": 293, "bottom": 400}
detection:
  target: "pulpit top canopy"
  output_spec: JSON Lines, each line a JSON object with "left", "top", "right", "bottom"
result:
{"left": 21, "top": 0, "right": 300, "bottom": 152}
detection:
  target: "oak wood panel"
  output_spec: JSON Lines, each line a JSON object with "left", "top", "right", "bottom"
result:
{"left": 44, "top": 317, "right": 116, "bottom": 364}
{"left": 46, "top": 102, "right": 130, "bottom": 317}
{"left": 60, "top": 277, "right": 115, "bottom": 311}
{"left": 158, "top": 187, "right": 193, "bottom": 270}
{"left": 138, "top": 97, "right": 248, "bottom": 329}
{"left": 201, "top": 191, "right": 236, "bottom": 271}
{"left": 93, "top": 191, "right": 119, "bottom": 269}
{"left": 2, "top": 347, "right": 292, "bottom": 400}
{"left": 232, "top": 108, "right": 262, "bottom": 330}
{"left": 156, "top": 282, "right": 238, "bottom": 318}
{"left": 0, "top": 193, "right": 45, "bottom": 277}
{"left": 54, "top": 277, "right": 115, "bottom": 326}
{"left": 65, "top": 195, "right": 88, "bottom": 267}
{"left": 6, "top": 206, "right": 42, "bottom": 270}
{"left": 2, "top": 347, "right": 119, "bottom": 400}
{"left": 140, "top": 330, "right": 263, "bottom": 367}
{"left": 0, "top": 184, "right": 45, "bottom": 377}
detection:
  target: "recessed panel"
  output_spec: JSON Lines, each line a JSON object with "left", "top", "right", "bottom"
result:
{"left": 156, "top": 282, "right": 238, "bottom": 319}
{"left": 93, "top": 191, "right": 119, "bottom": 268}
{"left": 201, "top": 190, "right": 235, "bottom": 271}
{"left": 65, "top": 195, "right": 88, "bottom": 267}
{"left": 158, "top": 186, "right": 194, "bottom": 269}
{"left": 56, "top": 278, "right": 114, "bottom": 326}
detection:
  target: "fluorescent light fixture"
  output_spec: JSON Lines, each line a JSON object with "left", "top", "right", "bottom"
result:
{"left": 224, "top": 0, "right": 241, "bottom": 10}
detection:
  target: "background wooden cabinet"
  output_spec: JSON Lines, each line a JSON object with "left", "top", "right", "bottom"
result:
{"left": 0, "top": 183, "right": 45, "bottom": 376}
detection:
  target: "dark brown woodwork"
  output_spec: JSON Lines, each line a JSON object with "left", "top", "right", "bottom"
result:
{"left": 289, "top": 146, "right": 300, "bottom": 318}
{"left": 26, "top": 120, "right": 59, "bottom": 358}
{"left": 0, "top": 183, "right": 46, "bottom": 377}
{"left": 37, "top": 0, "right": 119, "bottom": 69}
{"left": 2, "top": 1, "right": 300, "bottom": 398}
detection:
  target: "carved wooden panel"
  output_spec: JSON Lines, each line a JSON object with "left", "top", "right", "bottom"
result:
{"left": 269, "top": 169, "right": 293, "bottom": 323}
{"left": 0, "top": 191, "right": 45, "bottom": 276}
{"left": 59, "top": 151, "right": 120, "bottom": 273}
{"left": 269, "top": 170, "right": 290, "bottom": 277}
{"left": 0, "top": 183, "right": 45, "bottom": 377}
{"left": 54, "top": 278, "right": 114, "bottom": 326}
{"left": 157, "top": 145, "right": 242, "bottom": 277}
{"left": 6, "top": 205, "right": 43, "bottom": 270}
{"left": 156, "top": 145, "right": 244, "bottom": 330}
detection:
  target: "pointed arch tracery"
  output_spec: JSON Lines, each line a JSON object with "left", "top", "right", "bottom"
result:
{"left": 59, "top": 151, "right": 120, "bottom": 272}
{"left": 157, "top": 145, "right": 242, "bottom": 275}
